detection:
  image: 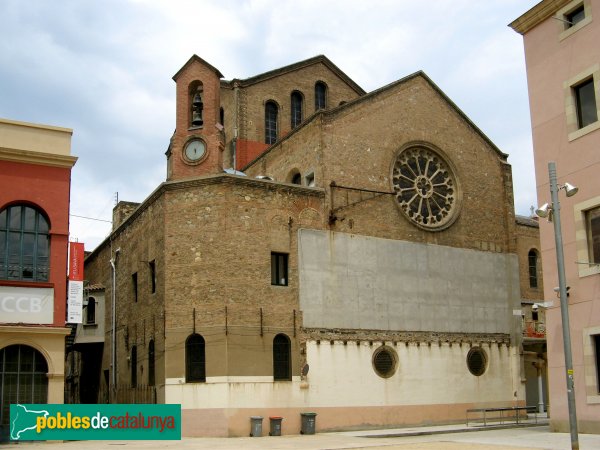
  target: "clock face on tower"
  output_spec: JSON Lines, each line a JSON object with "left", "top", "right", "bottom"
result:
{"left": 183, "top": 138, "right": 206, "bottom": 163}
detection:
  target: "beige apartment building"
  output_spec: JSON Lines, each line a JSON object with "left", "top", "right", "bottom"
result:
{"left": 511, "top": 0, "right": 600, "bottom": 434}
{"left": 85, "top": 54, "right": 541, "bottom": 436}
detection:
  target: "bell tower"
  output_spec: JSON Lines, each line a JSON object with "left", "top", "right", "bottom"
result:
{"left": 167, "top": 55, "right": 224, "bottom": 181}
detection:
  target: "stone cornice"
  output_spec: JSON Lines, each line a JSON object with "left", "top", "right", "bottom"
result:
{"left": 0, "top": 147, "right": 78, "bottom": 169}
{"left": 302, "top": 327, "right": 511, "bottom": 345}
{"left": 509, "top": 0, "right": 570, "bottom": 35}
{"left": 0, "top": 325, "right": 71, "bottom": 336}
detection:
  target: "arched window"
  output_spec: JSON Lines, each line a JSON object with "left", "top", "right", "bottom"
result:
{"left": 0, "top": 345, "right": 48, "bottom": 429}
{"left": 291, "top": 91, "right": 303, "bottom": 129}
{"left": 265, "top": 101, "right": 278, "bottom": 145}
{"left": 130, "top": 346, "right": 137, "bottom": 387}
{"left": 291, "top": 173, "right": 302, "bottom": 185}
{"left": 86, "top": 297, "right": 96, "bottom": 324}
{"left": 273, "top": 334, "right": 291, "bottom": 381}
{"left": 315, "top": 81, "right": 327, "bottom": 110}
{"left": 0, "top": 204, "right": 50, "bottom": 281}
{"left": 148, "top": 340, "right": 155, "bottom": 386}
{"left": 186, "top": 334, "right": 206, "bottom": 382}
{"left": 528, "top": 249, "right": 538, "bottom": 288}
{"left": 288, "top": 169, "right": 302, "bottom": 185}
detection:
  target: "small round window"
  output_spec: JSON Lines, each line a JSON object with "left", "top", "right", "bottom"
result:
{"left": 467, "top": 347, "right": 487, "bottom": 376}
{"left": 372, "top": 346, "right": 397, "bottom": 378}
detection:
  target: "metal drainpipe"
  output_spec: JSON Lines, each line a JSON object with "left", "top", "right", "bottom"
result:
{"left": 537, "top": 366, "right": 545, "bottom": 413}
{"left": 233, "top": 82, "right": 239, "bottom": 171}
{"left": 109, "top": 248, "right": 120, "bottom": 403}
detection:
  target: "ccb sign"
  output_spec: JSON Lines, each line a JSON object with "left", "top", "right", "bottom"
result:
{"left": 0, "top": 287, "right": 53, "bottom": 324}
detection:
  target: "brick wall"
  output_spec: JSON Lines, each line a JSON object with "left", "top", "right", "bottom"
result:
{"left": 246, "top": 74, "right": 518, "bottom": 255}
{"left": 515, "top": 218, "right": 544, "bottom": 301}
{"left": 221, "top": 61, "right": 362, "bottom": 170}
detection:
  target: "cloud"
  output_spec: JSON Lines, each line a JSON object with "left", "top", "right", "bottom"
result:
{"left": 0, "top": 0, "right": 541, "bottom": 249}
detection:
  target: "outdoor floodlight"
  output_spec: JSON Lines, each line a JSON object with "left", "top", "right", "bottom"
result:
{"left": 563, "top": 182, "right": 579, "bottom": 197}
{"left": 536, "top": 203, "right": 551, "bottom": 218}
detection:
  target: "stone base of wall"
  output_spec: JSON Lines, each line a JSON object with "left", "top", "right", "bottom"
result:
{"left": 181, "top": 401, "right": 520, "bottom": 437}
{"left": 550, "top": 418, "right": 600, "bottom": 434}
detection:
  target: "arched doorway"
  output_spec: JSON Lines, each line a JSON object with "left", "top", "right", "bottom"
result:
{"left": 0, "top": 344, "right": 48, "bottom": 435}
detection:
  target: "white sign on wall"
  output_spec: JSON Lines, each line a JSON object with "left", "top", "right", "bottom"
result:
{"left": 67, "top": 242, "right": 84, "bottom": 324}
{"left": 0, "top": 286, "right": 54, "bottom": 324}
{"left": 67, "top": 280, "right": 83, "bottom": 323}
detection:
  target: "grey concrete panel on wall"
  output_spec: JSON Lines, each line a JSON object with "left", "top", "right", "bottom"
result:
{"left": 298, "top": 229, "right": 520, "bottom": 334}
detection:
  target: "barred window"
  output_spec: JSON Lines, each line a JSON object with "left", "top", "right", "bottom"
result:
{"left": 0, "top": 204, "right": 50, "bottom": 282}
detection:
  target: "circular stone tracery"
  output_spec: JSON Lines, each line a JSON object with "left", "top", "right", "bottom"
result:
{"left": 392, "top": 146, "right": 459, "bottom": 230}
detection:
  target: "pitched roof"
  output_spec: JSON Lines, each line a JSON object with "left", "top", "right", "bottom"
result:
{"left": 516, "top": 215, "right": 539, "bottom": 228}
{"left": 243, "top": 70, "right": 508, "bottom": 170}
{"left": 221, "top": 55, "right": 365, "bottom": 95}
{"left": 173, "top": 54, "right": 224, "bottom": 81}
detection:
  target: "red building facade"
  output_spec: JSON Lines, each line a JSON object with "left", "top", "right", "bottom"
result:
{"left": 0, "top": 118, "right": 77, "bottom": 439}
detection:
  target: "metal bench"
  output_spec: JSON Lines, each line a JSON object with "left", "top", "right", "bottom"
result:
{"left": 466, "top": 406, "right": 538, "bottom": 427}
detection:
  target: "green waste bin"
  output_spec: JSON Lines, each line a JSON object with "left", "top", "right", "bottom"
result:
{"left": 269, "top": 416, "right": 283, "bottom": 436}
{"left": 249, "top": 416, "right": 263, "bottom": 437}
{"left": 300, "top": 412, "right": 317, "bottom": 435}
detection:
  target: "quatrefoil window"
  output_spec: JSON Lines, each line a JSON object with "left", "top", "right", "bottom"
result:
{"left": 392, "top": 146, "right": 460, "bottom": 230}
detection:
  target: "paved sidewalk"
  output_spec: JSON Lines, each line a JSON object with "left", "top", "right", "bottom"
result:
{"left": 5, "top": 424, "right": 600, "bottom": 450}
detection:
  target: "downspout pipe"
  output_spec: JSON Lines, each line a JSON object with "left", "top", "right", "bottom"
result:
{"left": 109, "top": 248, "right": 120, "bottom": 403}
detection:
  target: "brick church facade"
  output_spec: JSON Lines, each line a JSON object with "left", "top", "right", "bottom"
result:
{"left": 84, "top": 55, "right": 541, "bottom": 436}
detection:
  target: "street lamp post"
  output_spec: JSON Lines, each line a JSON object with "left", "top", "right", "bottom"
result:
{"left": 538, "top": 161, "right": 579, "bottom": 450}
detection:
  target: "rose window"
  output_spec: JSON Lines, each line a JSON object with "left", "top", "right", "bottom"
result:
{"left": 392, "top": 146, "right": 459, "bottom": 230}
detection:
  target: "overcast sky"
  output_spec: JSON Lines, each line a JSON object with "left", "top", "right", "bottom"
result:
{"left": 0, "top": 0, "right": 540, "bottom": 251}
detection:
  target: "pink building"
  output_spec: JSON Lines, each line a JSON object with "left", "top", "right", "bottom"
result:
{"left": 511, "top": 0, "right": 600, "bottom": 434}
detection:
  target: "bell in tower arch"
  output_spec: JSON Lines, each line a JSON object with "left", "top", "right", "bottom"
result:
{"left": 191, "top": 90, "right": 203, "bottom": 127}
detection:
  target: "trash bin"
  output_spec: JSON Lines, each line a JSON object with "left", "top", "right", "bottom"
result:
{"left": 269, "top": 416, "right": 283, "bottom": 436}
{"left": 249, "top": 416, "right": 263, "bottom": 437}
{"left": 300, "top": 412, "right": 317, "bottom": 435}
